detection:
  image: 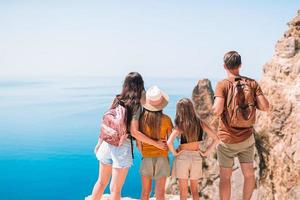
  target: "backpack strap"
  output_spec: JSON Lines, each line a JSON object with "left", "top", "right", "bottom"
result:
{"left": 130, "top": 135, "right": 134, "bottom": 159}
{"left": 224, "top": 76, "right": 243, "bottom": 108}
{"left": 115, "top": 97, "right": 134, "bottom": 159}
{"left": 223, "top": 79, "right": 234, "bottom": 108}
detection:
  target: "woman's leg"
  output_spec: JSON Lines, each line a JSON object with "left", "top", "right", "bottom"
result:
{"left": 90, "top": 162, "right": 112, "bottom": 200}
{"left": 190, "top": 179, "right": 200, "bottom": 200}
{"left": 178, "top": 179, "right": 189, "bottom": 200}
{"left": 109, "top": 167, "right": 129, "bottom": 200}
{"left": 154, "top": 177, "right": 166, "bottom": 200}
{"left": 141, "top": 175, "right": 152, "bottom": 200}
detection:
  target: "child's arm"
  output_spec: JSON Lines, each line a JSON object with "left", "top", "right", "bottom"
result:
{"left": 131, "top": 120, "right": 168, "bottom": 150}
{"left": 167, "top": 128, "right": 181, "bottom": 156}
{"left": 136, "top": 140, "right": 142, "bottom": 153}
{"left": 94, "top": 137, "right": 103, "bottom": 155}
{"left": 201, "top": 121, "right": 220, "bottom": 157}
{"left": 165, "top": 120, "right": 174, "bottom": 143}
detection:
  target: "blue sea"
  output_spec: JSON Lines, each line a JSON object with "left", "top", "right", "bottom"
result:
{"left": 0, "top": 76, "right": 216, "bottom": 200}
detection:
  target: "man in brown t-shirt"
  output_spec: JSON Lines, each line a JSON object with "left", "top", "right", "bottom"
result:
{"left": 212, "top": 51, "right": 269, "bottom": 200}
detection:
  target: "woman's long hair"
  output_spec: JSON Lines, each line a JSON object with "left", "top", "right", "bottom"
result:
{"left": 111, "top": 72, "right": 145, "bottom": 128}
{"left": 175, "top": 98, "right": 202, "bottom": 142}
{"left": 139, "top": 110, "right": 162, "bottom": 140}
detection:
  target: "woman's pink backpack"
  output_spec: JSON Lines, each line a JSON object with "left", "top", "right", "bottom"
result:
{"left": 100, "top": 104, "right": 128, "bottom": 146}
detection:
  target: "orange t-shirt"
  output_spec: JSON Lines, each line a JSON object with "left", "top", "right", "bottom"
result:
{"left": 141, "top": 114, "right": 173, "bottom": 158}
{"left": 214, "top": 76, "right": 264, "bottom": 144}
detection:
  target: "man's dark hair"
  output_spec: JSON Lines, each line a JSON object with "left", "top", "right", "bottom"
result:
{"left": 223, "top": 51, "right": 242, "bottom": 69}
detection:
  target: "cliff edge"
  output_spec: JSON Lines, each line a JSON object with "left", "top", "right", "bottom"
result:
{"left": 254, "top": 9, "right": 300, "bottom": 200}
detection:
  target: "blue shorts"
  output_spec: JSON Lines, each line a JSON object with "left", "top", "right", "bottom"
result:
{"left": 96, "top": 140, "right": 133, "bottom": 168}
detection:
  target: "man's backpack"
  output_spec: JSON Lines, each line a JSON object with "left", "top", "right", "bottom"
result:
{"left": 224, "top": 76, "right": 256, "bottom": 128}
{"left": 100, "top": 102, "right": 128, "bottom": 146}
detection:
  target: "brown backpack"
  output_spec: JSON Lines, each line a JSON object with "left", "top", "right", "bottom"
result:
{"left": 224, "top": 76, "right": 256, "bottom": 128}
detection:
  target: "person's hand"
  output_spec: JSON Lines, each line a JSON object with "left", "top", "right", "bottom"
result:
{"left": 94, "top": 143, "right": 100, "bottom": 155}
{"left": 199, "top": 150, "right": 209, "bottom": 157}
{"left": 154, "top": 140, "right": 168, "bottom": 151}
{"left": 174, "top": 149, "right": 185, "bottom": 157}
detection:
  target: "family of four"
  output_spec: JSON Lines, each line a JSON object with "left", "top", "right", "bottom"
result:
{"left": 86, "top": 51, "right": 270, "bottom": 200}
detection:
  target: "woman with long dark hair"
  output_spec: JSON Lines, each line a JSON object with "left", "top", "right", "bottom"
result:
{"left": 87, "top": 72, "right": 167, "bottom": 200}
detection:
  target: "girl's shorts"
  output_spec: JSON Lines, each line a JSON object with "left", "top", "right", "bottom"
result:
{"left": 96, "top": 140, "right": 132, "bottom": 168}
{"left": 172, "top": 151, "right": 203, "bottom": 180}
{"left": 140, "top": 157, "right": 170, "bottom": 180}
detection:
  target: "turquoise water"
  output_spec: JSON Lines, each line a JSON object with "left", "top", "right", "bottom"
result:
{"left": 0, "top": 76, "right": 216, "bottom": 200}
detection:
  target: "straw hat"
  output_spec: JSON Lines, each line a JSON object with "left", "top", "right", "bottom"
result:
{"left": 141, "top": 86, "right": 169, "bottom": 111}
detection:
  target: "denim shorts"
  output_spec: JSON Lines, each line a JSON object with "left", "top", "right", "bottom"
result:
{"left": 96, "top": 140, "right": 132, "bottom": 168}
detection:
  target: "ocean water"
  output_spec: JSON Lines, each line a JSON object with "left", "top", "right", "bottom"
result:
{"left": 0, "top": 76, "right": 216, "bottom": 200}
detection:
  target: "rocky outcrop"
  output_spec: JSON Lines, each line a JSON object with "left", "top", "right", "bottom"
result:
{"left": 254, "top": 10, "right": 300, "bottom": 200}
{"left": 191, "top": 79, "right": 215, "bottom": 126}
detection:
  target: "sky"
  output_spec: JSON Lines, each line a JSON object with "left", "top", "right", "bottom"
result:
{"left": 0, "top": 0, "right": 299, "bottom": 79}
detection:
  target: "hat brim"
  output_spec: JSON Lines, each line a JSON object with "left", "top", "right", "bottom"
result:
{"left": 140, "top": 91, "right": 169, "bottom": 112}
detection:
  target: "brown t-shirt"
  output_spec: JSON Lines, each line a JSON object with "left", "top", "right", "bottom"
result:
{"left": 214, "top": 76, "right": 264, "bottom": 144}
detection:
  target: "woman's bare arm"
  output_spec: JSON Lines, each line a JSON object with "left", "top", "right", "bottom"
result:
{"left": 94, "top": 138, "right": 103, "bottom": 154}
{"left": 136, "top": 140, "right": 142, "bottom": 153}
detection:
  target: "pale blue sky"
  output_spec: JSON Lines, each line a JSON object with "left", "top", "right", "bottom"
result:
{"left": 0, "top": 0, "right": 299, "bottom": 79}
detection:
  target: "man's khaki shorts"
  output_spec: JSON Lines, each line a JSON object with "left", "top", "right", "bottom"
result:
{"left": 172, "top": 151, "right": 203, "bottom": 180}
{"left": 217, "top": 134, "right": 255, "bottom": 168}
{"left": 140, "top": 157, "right": 170, "bottom": 180}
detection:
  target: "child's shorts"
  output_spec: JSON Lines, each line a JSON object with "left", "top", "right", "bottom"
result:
{"left": 140, "top": 157, "right": 170, "bottom": 180}
{"left": 172, "top": 151, "right": 203, "bottom": 180}
{"left": 96, "top": 140, "right": 132, "bottom": 168}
